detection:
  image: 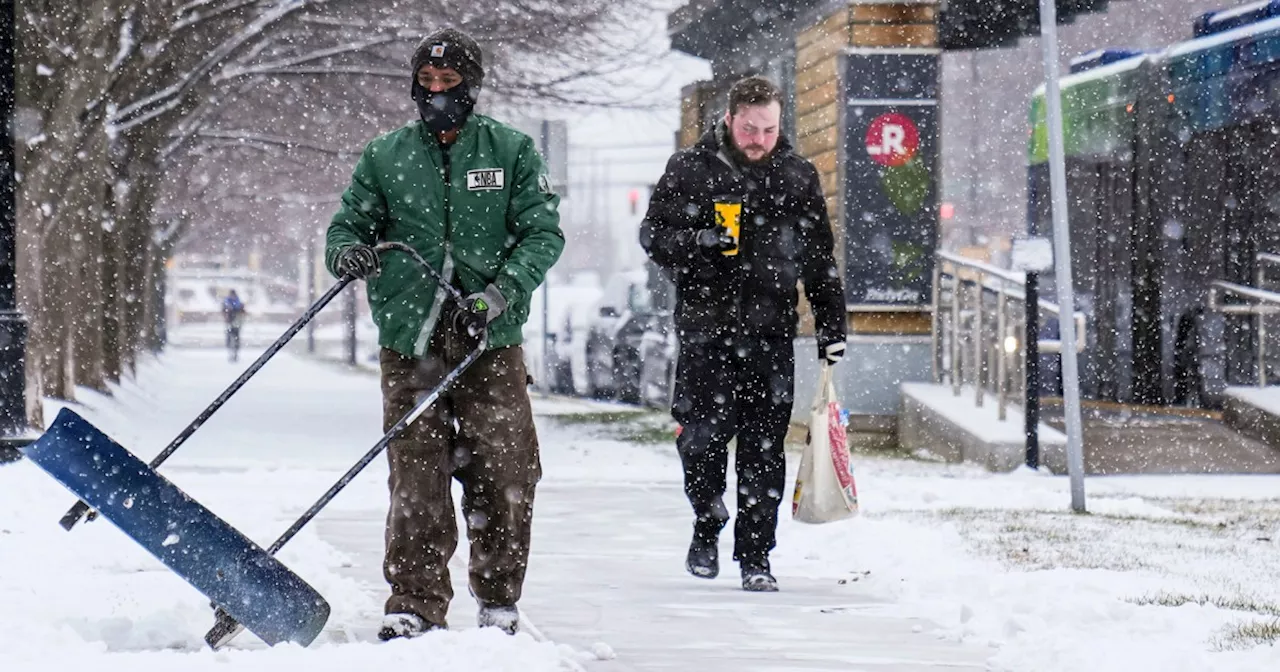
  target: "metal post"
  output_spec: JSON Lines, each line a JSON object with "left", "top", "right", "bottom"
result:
{"left": 997, "top": 287, "right": 1007, "bottom": 421}
{"left": 951, "top": 266, "right": 961, "bottom": 395}
{"left": 931, "top": 262, "right": 942, "bottom": 383}
{"left": 1039, "top": 0, "right": 1087, "bottom": 512}
{"left": 974, "top": 274, "right": 984, "bottom": 407}
{"left": 1025, "top": 271, "right": 1041, "bottom": 469}
{"left": 1258, "top": 263, "right": 1267, "bottom": 387}
{"left": 539, "top": 120, "right": 551, "bottom": 391}
{"left": 1259, "top": 306, "right": 1268, "bottom": 388}
{"left": 0, "top": 0, "right": 35, "bottom": 464}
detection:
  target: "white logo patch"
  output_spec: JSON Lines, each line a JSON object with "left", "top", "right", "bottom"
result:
{"left": 430, "top": 45, "right": 446, "bottom": 57}
{"left": 467, "top": 169, "right": 505, "bottom": 191}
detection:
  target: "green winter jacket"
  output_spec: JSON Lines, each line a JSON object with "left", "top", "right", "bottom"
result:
{"left": 325, "top": 114, "right": 564, "bottom": 357}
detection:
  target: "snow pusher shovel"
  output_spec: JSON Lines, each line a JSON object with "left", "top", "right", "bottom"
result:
{"left": 21, "top": 258, "right": 375, "bottom": 646}
{"left": 22, "top": 409, "right": 333, "bottom": 647}
{"left": 203, "top": 242, "right": 490, "bottom": 650}
{"left": 17, "top": 241, "right": 472, "bottom": 649}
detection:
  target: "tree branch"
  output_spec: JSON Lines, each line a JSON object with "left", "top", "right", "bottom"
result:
{"left": 110, "top": 0, "right": 319, "bottom": 132}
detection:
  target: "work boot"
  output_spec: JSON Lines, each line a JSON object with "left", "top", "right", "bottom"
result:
{"left": 477, "top": 604, "right": 519, "bottom": 635}
{"left": 741, "top": 559, "right": 778, "bottom": 592}
{"left": 377, "top": 612, "right": 443, "bottom": 641}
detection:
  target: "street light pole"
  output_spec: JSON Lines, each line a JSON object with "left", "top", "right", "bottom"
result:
{"left": 1038, "top": 0, "right": 1087, "bottom": 512}
{"left": 1, "top": 0, "right": 37, "bottom": 463}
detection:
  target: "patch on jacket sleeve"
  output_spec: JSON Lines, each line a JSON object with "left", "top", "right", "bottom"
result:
{"left": 466, "top": 169, "right": 505, "bottom": 191}
{"left": 538, "top": 173, "right": 554, "bottom": 195}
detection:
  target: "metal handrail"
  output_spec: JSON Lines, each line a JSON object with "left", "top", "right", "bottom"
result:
{"left": 1209, "top": 281, "right": 1280, "bottom": 311}
{"left": 937, "top": 250, "right": 1026, "bottom": 284}
{"left": 1203, "top": 251, "right": 1280, "bottom": 387}
{"left": 932, "top": 250, "right": 1088, "bottom": 422}
{"left": 936, "top": 251, "right": 1087, "bottom": 352}
{"left": 1256, "top": 253, "right": 1280, "bottom": 268}
{"left": 1208, "top": 277, "right": 1280, "bottom": 387}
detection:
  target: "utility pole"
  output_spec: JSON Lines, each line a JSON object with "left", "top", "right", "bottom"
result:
{"left": 0, "top": 0, "right": 37, "bottom": 463}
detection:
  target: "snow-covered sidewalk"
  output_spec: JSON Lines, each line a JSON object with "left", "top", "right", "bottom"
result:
{"left": 2, "top": 341, "right": 1280, "bottom": 670}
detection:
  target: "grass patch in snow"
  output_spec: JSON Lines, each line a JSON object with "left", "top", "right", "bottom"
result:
{"left": 1088, "top": 511, "right": 1226, "bottom": 530}
{"left": 548, "top": 411, "right": 649, "bottom": 426}
{"left": 1213, "top": 618, "right": 1280, "bottom": 651}
{"left": 548, "top": 410, "right": 677, "bottom": 444}
{"left": 1128, "top": 592, "right": 1280, "bottom": 617}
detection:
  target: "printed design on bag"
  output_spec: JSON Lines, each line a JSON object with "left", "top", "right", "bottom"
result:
{"left": 467, "top": 169, "right": 505, "bottom": 191}
{"left": 827, "top": 401, "right": 858, "bottom": 507}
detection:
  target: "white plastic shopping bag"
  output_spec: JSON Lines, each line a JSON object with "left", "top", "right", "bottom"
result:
{"left": 791, "top": 363, "right": 858, "bottom": 523}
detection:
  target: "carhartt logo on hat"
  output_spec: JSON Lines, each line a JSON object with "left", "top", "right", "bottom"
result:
{"left": 430, "top": 44, "right": 446, "bottom": 57}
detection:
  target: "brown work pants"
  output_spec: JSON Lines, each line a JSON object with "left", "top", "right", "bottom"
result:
{"left": 379, "top": 323, "right": 540, "bottom": 628}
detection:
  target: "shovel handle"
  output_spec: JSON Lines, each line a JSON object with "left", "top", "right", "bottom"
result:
{"left": 57, "top": 274, "right": 358, "bottom": 531}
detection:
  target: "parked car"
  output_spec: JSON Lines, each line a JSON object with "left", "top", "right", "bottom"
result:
{"left": 637, "top": 309, "right": 676, "bottom": 409}
{"left": 584, "top": 270, "right": 653, "bottom": 403}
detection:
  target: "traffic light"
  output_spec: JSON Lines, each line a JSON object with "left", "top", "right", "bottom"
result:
{"left": 628, "top": 188, "right": 640, "bottom": 215}
{"left": 939, "top": 0, "right": 1119, "bottom": 50}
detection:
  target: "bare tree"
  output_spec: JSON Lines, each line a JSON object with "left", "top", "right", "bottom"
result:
{"left": 14, "top": 0, "right": 671, "bottom": 422}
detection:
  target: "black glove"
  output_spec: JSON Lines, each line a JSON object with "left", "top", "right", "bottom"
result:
{"left": 456, "top": 283, "right": 507, "bottom": 336}
{"left": 819, "top": 338, "right": 846, "bottom": 365}
{"left": 694, "top": 228, "right": 737, "bottom": 254}
{"left": 337, "top": 244, "right": 379, "bottom": 279}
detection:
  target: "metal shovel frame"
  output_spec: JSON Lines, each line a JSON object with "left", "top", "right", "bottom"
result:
{"left": 204, "top": 329, "right": 487, "bottom": 649}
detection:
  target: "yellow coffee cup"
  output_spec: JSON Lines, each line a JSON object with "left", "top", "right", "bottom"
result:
{"left": 714, "top": 200, "right": 741, "bottom": 256}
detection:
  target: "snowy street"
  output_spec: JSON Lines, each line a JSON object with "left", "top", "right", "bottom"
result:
{"left": 2, "top": 342, "right": 1280, "bottom": 671}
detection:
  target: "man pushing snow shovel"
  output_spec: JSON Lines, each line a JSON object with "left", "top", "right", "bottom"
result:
{"left": 325, "top": 27, "right": 563, "bottom": 640}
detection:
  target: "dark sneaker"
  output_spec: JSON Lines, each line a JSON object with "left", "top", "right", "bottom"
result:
{"left": 378, "top": 612, "right": 443, "bottom": 641}
{"left": 477, "top": 604, "right": 519, "bottom": 635}
{"left": 741, "top": 563, "right": 778, "bottom": 592}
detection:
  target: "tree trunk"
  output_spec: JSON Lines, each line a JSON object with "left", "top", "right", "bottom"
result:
{"left": 16, "top": 2, "right": 124, "bottom": 404}
{"left": 39, "top": 222, "right": 73, "bottom": 401}
{"left": 101, "top": 211, "right": 123, "bottom": 384}
{"left": 71, "top": 145, "right": 109, "bottom": 393}
{"left": 16, "top": 208, "right": 44, "bottom": 427}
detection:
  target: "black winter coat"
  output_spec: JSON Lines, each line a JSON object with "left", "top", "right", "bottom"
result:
{"left": 639, "top": 123, "right": 846, "bottom": 346}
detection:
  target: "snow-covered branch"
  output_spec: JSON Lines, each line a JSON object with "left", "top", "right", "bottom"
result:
{"left": 211, "top": 36, "right": 399, "bottom": 84}
{"left": 110, "top": 0, "right": 317, "bottom": 133}
{"left": 174, "top": 0, "right": 258, "bottom": 32}
{"left": 196, "top": 129, "right": 359, "bottom": 157}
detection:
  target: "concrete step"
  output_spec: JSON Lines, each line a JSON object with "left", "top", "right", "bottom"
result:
{"left": 898, "top": 382, "right": 1067, "bottom": 473}
{"left": 1223, "top": 386, "right": 1280, "bottom": 450}
{"left": 1038, "top": 399, "right": 1280, "bottom": 475}
{"left": 898, "top": 383, "right": 1280, "bottom": 475}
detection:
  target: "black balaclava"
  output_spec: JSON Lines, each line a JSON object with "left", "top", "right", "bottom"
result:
{"left": 410, "top": 28, "right": 485, "bottom": 135}
{"left": 412, "top": 80, "right": 474, "bottom": 134}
